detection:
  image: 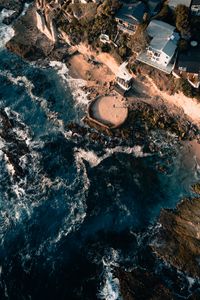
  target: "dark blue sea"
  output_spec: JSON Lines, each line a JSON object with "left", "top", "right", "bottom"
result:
{"left": 0, "top": 11, "right": 200, "bottom": 300}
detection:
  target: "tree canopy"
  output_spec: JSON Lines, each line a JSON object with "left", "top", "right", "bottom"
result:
{"left": 175, "top": 5, "right": 191, "bottom": 37}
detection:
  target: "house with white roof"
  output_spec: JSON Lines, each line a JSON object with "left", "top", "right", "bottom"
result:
{"left": 116, "top": 62, "right": 132, "bottom": 91}
{"left": 137, "top": 20, "right": 180, "bottom": 74}
{"left": 146, "top": 20, "right": 179, "bottom": 66}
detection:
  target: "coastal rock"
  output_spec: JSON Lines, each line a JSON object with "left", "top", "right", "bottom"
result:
{"left": 151, "top": 196, "right": 200, "bottom": 278}
{"left": 115, "top": 267, "right": 173, "bottom": 300}
{"left": 6, "top": 4, "right": 54, "bottom": 61}
{"left": 85, "top": 101, "right": 199, "bottom": 145}
{"left": 0, "top": 0, "right": 33, "bottom": 24}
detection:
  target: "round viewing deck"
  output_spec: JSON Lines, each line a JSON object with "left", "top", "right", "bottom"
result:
{"left": 88, "top": 95, "right": 128, "bottom": 128}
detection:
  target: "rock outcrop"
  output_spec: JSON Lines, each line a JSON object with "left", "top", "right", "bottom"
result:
{"left": 35, "top": 0, "right": 59, "bottom": 43}
{"left": 0, "top": 0, "right": 32, "bottom": 24}
{"left": 151, "top": 196, "right": 200, "bottom": 278}
{"left": 6, "top": 5, "right": 55, "bottom": 61}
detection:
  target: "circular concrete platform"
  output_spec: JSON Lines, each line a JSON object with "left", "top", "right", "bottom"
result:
{"left": 89, "top": 95, "right": 128, "bottom": 128}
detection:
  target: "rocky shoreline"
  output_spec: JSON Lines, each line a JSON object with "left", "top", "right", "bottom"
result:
{"left": 0, "top": 0, "right": 33, "bottom": 25}
{"left": 1, "top": 2, "right": 200, "bottom": 299}
{"left": 151, "top": 196, "right": 200, "bottom": 278}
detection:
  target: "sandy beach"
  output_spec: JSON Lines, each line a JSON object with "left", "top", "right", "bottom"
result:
{"left": 145, "top": 76, "right": 200, "bottom": 128}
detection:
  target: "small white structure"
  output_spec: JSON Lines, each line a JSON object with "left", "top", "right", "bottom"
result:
{"left": 99, "top": 34, "right": 110, "bottom": 44}
{"left": 191, "top": 0, "right": 200, "bottom": 15}
{"left": 146, "top": 20, "right": 179, "bottom": 67}
{"left": 116, "top": 62, "right": 132, "bottom": 91}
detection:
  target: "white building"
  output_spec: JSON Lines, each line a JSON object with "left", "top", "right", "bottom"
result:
{"left": 191, "top": 0, "right": 200, "bottom": 15}
{"left": 146, "top": 20, "right": 179, "bottom": 67}
{"left": 116, "top": 62, "right": 132, "bottom": 91}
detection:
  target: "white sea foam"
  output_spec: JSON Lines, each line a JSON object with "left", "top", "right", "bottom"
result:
{"left": 0, "top": 70, "right": 64, "bottom": 129}
{"left": 3, "top": 152, "right": 15, "bottom": 176}
{"left": 50, "top": 152, "right": 90, "bottom": 244}
{"left": 98, "top": 249, "right": 122, "bottom": 300}
{"left": 187, "top": 276, "right": 195, "bottom": 289}
{"left": 21, "top": 2, "right": 31, "bottom": 16}
{"left": 74, "top": 145, "right": 149, "bottom": 168}
{"left": 0, "top": 9, "right": 15, "bottom": 48}
{"left": 35, "top": 150, "right": 90, "bottom": 253}
{"left": 49, "top": 60, "right": 89, "bottom": 107}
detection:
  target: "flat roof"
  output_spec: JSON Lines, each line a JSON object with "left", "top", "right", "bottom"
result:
{"left": 116, "top": 62, "right": 132, "bottom": 82}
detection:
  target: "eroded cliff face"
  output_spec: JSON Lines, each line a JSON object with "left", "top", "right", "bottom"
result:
{"left": 151, "top": 196, "right": 200, "bottom": 278}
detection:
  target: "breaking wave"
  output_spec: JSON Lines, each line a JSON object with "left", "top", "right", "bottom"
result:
{"left": 0, "top": 69, "right": 65, "bottom": 129}
{"left": 74, "top": 145, "right": 149, "bottom": 168}
{"left": 0, "top": 9, "right": 15, "bottom": 48}
{"left": 49, "top": 61, "right": 89, "bottom": 107}
{"left": 98, "top": 249, "right": 121, "bottom": 300}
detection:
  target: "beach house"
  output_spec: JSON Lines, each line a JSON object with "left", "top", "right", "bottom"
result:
{"left": 115, "top": 2, "right": 147, "bottom": 35}
{"left": 115, "top": 62, "right": 133, "bottom": 91}
{"left": 137, "top": 20, "right": 179, "bottom": 74}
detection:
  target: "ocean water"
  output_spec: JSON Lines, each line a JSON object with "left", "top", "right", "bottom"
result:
{"left": 0, "top": 9, "right": 200, "bottom": 300}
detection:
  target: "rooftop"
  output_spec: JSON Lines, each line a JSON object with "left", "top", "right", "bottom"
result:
{"left": 147, "top": 0, "right": 161, "bottom": 15}
{"left": 177, "top": 46, "right": 200, "bottom": 73}
{"left": 147, "top": 20, "right": 176, "bottom": 39}
{"left": 168, "top": 0, "right": 192, "bottom": 8}
{"left": 192, "top": 0, "right": 200, "bottom": 5}
{"left": 116, "top": 62, "right": 132, "bottom": 82}
{"left": 115, "top": 1, "right": 146, "bottom": 25}
{"left": 147, "top": 20, "right": 179, "bottom": 55}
